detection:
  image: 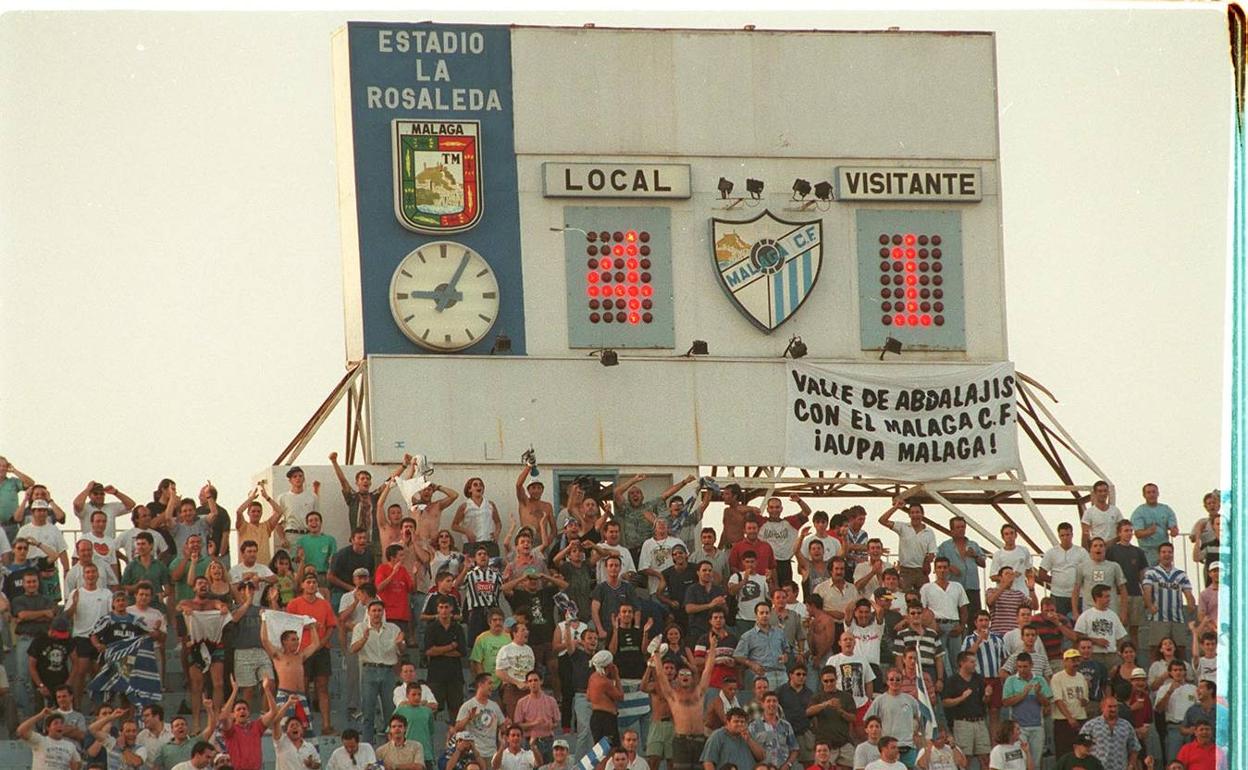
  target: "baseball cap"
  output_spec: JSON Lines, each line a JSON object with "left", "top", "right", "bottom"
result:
{"left": 1130, "top": 668, "right": 1148, "bottom": 679}
{"left": 672, "top": 543, "right": 688, "bottom": 553}
{"left": 455, "top": 731, "right": 474, "bottom": 742}
{"left": 522, "top": 566, "right": 540, "bottom": 578}
{"left": 286, "top": 466, "right": 303, "bottom": 478}
{"left": 553, "top": 740, "right": 569, "bottom": 750}
{"left": 1209, "top": 562, "right": 1222, "bottom": 572}
{"left": 1063, "top": 649, "right": 1081, "bottom": 660}
{"left": 1073, "top": 735, "right": 1094, "bottom": 747}
{"left": 50, "top": 614, "right": 71, "bottom": 638}
{"left": 352, "top": 568, "right": 371, "bottom": 578}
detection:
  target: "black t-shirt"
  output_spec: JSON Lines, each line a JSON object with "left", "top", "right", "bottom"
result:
{"left": 196, "top": 505, "right": 231, "bottom": 560}
{"left": 29, "top": 635, "right": 74, "bottom": 688}
{"left": 1055, "top": 753, "right": 1106, "bottom": 770}
{"left": 4, "top": 563, "right": 39, "bottom": 601}
{"left": 567, "top": 649, "right": 592, "bottom": 693}
{"left": 1106, "top": 543, "right": 1149, "bottom": 597}
{"left": 423, "top": 620, "right": 467, "bottom": 682}
{"left": 1078, "top": 659, "right": 1108, "bottom": 701}
{"left": 331, "top": 546, "right": 376, "bottom": 586}
{"left": 423, "top": 592, "right": 461, "bottom": 619}
{"left": 590, "top": 580, "right": 634, "bottom": 632}
{"left": 809, "top": 689, "right": 856, "bottom": 747}
{"left": 942, "top": 671, "right": 987, "bottom": 721}
{"left": 614, "top": 626, "right": 645, "bottom": 679}
{"left": 661, "top": 565, "right": 697, "bottom": 609}
{"left": 509, "top": 586, "right": 557, "bottom": 645}
{"left": 12, "top": 591, "right": 53, "bottom": 636}
{"left": 683, "top": 583, "right": 726, "bottom": 641}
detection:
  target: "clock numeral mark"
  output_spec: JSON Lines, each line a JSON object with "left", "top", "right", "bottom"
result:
{"left": 416, "top": 252, "right": 426, "bottom": 264}
{"left": 400, "top": 269, "right": 412, "bottom": 277}
{"left": 403, "top": 314, "right": 414, "bottom": 323}
{"left": 439, "top": 244, "right": 448, "bottom": 260}
{"left": 444, "top": 334, "right": 452, "bottom": 344}
{"left": 464, "top": 329, "right": 475, "bottom": 341}
{"left": 421, "top": 329, "right": 430, "bottom": 340}
{"left": 478, "top": 314, "right": 492, "bottom": 323}
{"left": 482, "top": 291, "right": 497, "bottom": 299}
{"left": 475, "top": 268, "right": 489, "bottom": 277}
{"left": 395, "top": 293, "right": 408, "bottom": 300}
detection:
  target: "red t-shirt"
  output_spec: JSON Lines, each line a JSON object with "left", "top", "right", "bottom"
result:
{"left": 728, "top": 537, "right": 776, "bottom": 573}
{"left": 1176, "top": 741, "right": 1217, "bottom": 770}
{"left": 285, "top": 595, "right": 337, "bottom": 650}
{"left": 376, "top": 562, "right": 414, "bottom": 621}
{"left": 222, "top": 719, "right": 266, "bottom": 770}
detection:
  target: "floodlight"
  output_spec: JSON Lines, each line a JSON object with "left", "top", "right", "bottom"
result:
{"left": 599, "top": 349, "right": 619, "bottom": 367}
{"left": 792, "top": 179, "right": 812, "bottom": 199}
{"left": 878, "top": 336, "right": 904, "bottom": 360}
{"left": 783, "top": 335, "right": 807, "bottom": 359}
{"left": 814, "top": 181, "right": 834, "bottom": 201}
{"left": 684, "top": 340, "right": 709, "bottom": 356}
{"left": 717, "top": 177, "right": 734, "bottom": 199}
{"left": 490, "top": 334, "right": 512, "bottom": 355}
{"left": 745, "top": 178, "right": 764, "bottom": 199}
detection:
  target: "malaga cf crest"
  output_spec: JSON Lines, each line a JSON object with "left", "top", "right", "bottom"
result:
{"left": 393, "top": 119, "right": 482, "bottom": 234}
{"left": 711, "top": 210, "right": 824, "bottom": 332}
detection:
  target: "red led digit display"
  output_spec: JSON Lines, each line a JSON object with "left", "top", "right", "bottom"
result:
{"left": 876, "top": 232, "right": 946, "bottom": 333}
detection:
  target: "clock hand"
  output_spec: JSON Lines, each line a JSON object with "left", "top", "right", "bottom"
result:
{"left": 436, "top": 252, "right": 472, "bottom": 311}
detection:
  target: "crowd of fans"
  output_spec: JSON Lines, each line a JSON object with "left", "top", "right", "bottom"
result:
{"left": 0, "top": 454, "right": 1224, "bottom": 770}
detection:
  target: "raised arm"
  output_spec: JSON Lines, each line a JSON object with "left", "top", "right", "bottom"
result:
{"left": 329, "top": 451, "right": 351, "bottom": 493}
{"left": 660, "top": 474, "right": 696, "bottom": 501}
{"left": 614, "top": 474, "right": 644, "bottom": 507}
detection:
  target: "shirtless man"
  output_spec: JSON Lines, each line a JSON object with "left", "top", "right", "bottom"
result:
{"left": 259, "top": 615, "right": 321, "bottom": 730}
{"left": 806, "top": 594, "right": 840, "bottom": 664}
{"left": 178, "top": 576, "right": 231, "bottom": 732}
{"left": 514, "top": 467, "right": 555, "bottom": 553}
{"left": 713, "top": 484, "right": 760, "bottom": 550}
{"left": 650, "top": 635, "right": 717, "bottom": 770}
{"left": 642, "top": 657, "right": 678, "bottom": 770}
{"left": 392, "top": 463, "right": 459, "bottom": 544}
{"left": 587, "top": 651, "right": 624, "bottom": 747}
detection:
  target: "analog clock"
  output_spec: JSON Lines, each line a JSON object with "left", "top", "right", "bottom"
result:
{"left": 389, "top": 241, "right": 500, "bottom": 352}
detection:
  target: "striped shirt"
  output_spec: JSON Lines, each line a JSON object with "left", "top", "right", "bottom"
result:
{"left": 988, "top": 588, "right": 1029, "bottom": 635}
{"left": 1141, "top": 565, "right": 1192, "bottom": 622}
{"left": 843, "top": 527, "right": 869, "bottom": 570}
{"left": 461, "top": 566, "right": 503, "bottom": 611}
{"left": 961, "top": 631, "right": 1007, "bottom": 678}
{"left": 892, "top": 627, "right": 945, "bottom": 675}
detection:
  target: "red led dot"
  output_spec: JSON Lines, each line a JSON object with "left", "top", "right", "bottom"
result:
{"left": 905, "top": 262, "right": 916, "bottom": 272}
{"left": 905, "top": 275, "right": 917, "bottom": 285}
{"left": 628, "top": 299, "right": 640, "bottom": 310}
{"left": 907, "top": 302, "right": 917, "bottom": 312}
{"left": 639, "top": 258, "right": 651, "bottom": 268}
{"left": 602, "top": 313, "right": 612, "bottom": 324}
{"left": 905, "top": 248, "right": 916, "bottom": 259}
{"left": 907, "top": 314, "right": 919, "bottom": 326}
{"left": 642, "top": 312, "right": 653, "bottom": 323}
{"left": 894, "top": 314, "right": 907, "bottom": 326}
{"left": 626, "top": 245, "right": 637, "bottom": 257}
{"left": 626, "top": 230, "right": 637, "bottom": 242}
{"left": 601, "top": 271, "right": 612, "bottom": 283}
{"left": 920, "top": 314, "right": 932, "bottom": 326}
{"left": 589, "top": 312, "right": 600, "bottom": 323}
{"left": 587, "top": 272, "right": 599, "bottom": 283}
{"left": 641, "top": 285, "right": 653, "bottom": 297}
{"left": 906, "top": 288, "right": 917, "bottom": 299}
{"left": 587, "top": 285, "right": 599, "bottom": 297}
{"left": 892, "top": 247, "right": 903, "bottom": 258}
{"left": 614, "top": 285, "right": 626, "bottom": 297}
{"left": 612, "top": 232, "right": 623, "bottom": 243}
{"left": 904, "top": 233, "right": 916, "bottom": 246}
{"left": 627, "top": 285, "right": 639, "bottom": 297}
{"left": 613, "top": 245, "right": 624, "bottom": 256}
{"left": 629, "top": 312, "right": 640, "bottom": 325}
{"left": 614, "top": 271, "right": 625, "bottom": 282}
{"left": 615, "top": 311, "right": 626, "bottom": 322}
{"left": 639, "top": 231, "right": 650, "bottom": 243}
{"left": 626, "top": 258, "right": 638, "bottom": 270}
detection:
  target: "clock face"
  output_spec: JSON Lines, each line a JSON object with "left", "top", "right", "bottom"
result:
{"left": 389, "top": 241, "right": 501, "bottom": 352}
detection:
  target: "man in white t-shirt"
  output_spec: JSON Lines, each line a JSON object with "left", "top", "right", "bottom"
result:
{"left": 1073, "top": 585, "right": 1128, "bottom": 670}
{"left": 825, "top": 631, "right": 876, "bottom": 709}
{"left": 864, "top": 736, "right": 908, "bottom": 770}
{"left": 879, "top": 497, "right": 937, "bottom": 591}
{"left": 65, "top": 539, "right": 119, "bottom": 593}
{"left": 1037, "top": 523, "right": 1089, "bottom": 617}
{"left": 591, "top": 521, "right": 636, "bottom": 583}
{"left": 73, "top": 481, "right": 137, "bottom": 539}
{"left": 758, "top": 495, "right": 811, "bottom": 587}
{"left": 273, "top": 699, "right": 321, "bottom": 770}
{"left": 79, "top": 510, "right": 122, "bottom": 582}
{"left": 277, "top": 466, "right": 319, "bottom": 546}
{"left": 921, "top": 557, "right": 970, "bottom": 665}
{"left": 914, "top": 729, "right": 966, "bottom": 770}
{"left": 1080, "top": 480, "right": 1122, "bottom": 548}
{"left": 494, "top": 623, "right": 537, "bottom": 720}
{"left": 18, "top": 707, "right": 82, "bottom": 770}
{"left": 495, "top": 724, "right": 541, "bottom": 770}
{"left": 987, "top": 722, "right": 1030, "bottom": 770}
{"left": 66, "top": 561, "right": 113, "bottom": 701}
{"left": 229, "top": 540, "right": 277, "bottom": 603}
{"left": 638, "top": 518, "right": 684, "bottom": 594}
{"left": 18, "top": 500, "right": 68, "bottom": 571}
{"left": 990, "top": 525, "right": 1032, "bottom": 594}
{"left": 326, "top": 729, "right": 378, "bottom": 770}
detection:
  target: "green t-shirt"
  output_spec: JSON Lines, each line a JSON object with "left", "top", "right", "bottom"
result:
{"left": 170, "top": 556, "right": 211, "bottom": 602}
{"left": 394, "top": 703, "right": 435, "bottom": 762}
{"left": 470, "top": 630, "right": 511, "bottom": 687}
{"left": 0, "top": 476, "right": 24, "bottom": 524}
{"left": 121, "top": 558, "right": 173, "bottom": 609}
{"left": 296, "top": 533, "right": 338, "bottom": 572}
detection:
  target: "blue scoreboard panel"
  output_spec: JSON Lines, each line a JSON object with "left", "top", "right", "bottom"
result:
{"left": 563, "top": 206, "right": 674, "bottom": 349}
{"left": 856, "top": 210, "right": 966, "bottom": 352}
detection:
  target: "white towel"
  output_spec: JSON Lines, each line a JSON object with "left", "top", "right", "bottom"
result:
{"left": 188, "top": 610, "right": 230, "bottom": 643}
{"left": 262, "top": 609, "right": 316, "bottom": 648}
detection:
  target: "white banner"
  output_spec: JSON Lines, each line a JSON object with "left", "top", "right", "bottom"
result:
{"left": 786, "top": 361, "right": 1020, "bottom": 480}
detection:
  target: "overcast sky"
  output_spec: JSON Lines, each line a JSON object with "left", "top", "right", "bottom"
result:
{"left": 0, "top": 6, "right": 1233, "bottom": 554}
